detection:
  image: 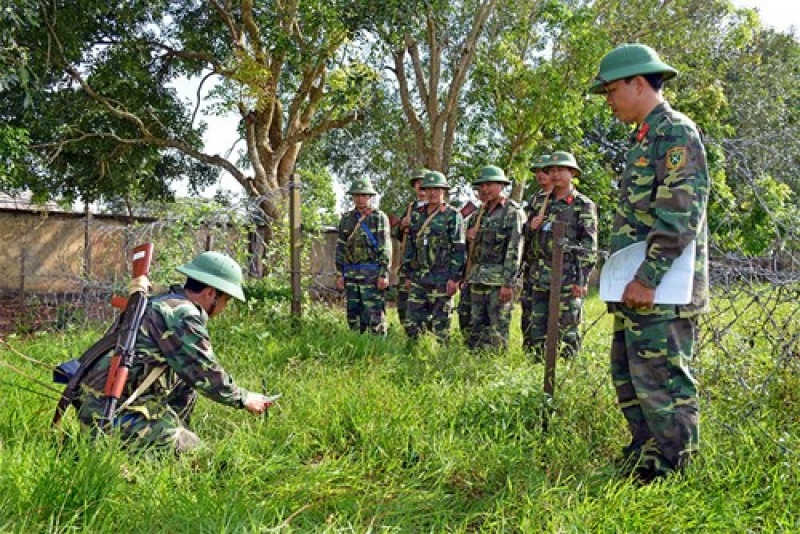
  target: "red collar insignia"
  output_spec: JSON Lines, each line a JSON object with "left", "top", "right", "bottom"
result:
{"left": 636, "top": 123, "right": 650, "bottom": 143}
{"left": 566, "top": 195, "right": 574, "bottom": 204}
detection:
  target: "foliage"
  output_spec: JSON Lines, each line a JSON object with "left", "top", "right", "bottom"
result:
{"left": 1, "top": 0, "right": 386, "bottom": 217}
{"left": 0, "top": 296, "right": 797, "bottom": 531}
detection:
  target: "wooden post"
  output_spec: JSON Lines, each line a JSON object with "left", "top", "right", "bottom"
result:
{"left": 542, "top": 221, "right": 566, "bottom": 430}
{"left": 289, "top": 174, "right": 303, "bottom": 318}
{"left": 83, "top": 202, "right": 92, "bottom": 306}
{"left": 19, "top": 250, "right": 26, "bottom": 310}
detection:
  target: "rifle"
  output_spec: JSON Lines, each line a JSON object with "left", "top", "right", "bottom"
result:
{"left": 516, "top": 192, "right": 551, "bottom": 286}
{"left": 463, "top": 206, "right": 485, "bottom": 283}
{"left": 99, "top": 243, "right": 154, "bottom": 428}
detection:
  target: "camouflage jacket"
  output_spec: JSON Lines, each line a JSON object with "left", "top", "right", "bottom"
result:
{"left": 336, "top": 208, "right": 392, "bottom": 281}
{"left": 522, "top": 188, "right": 598, "bottom": 291}
{"left": 611, "top": 102, "right": 710, "bottom": 314}
{"left": 77, "top": 289, "right": 249, "bottom": 426}
{"left": 465, "top": 198, "right": 525, "bottom": 286}
{"left": 391, "top": 200, "right": 427, "bottom": 241}
{"left": 403, "top": 203, "right": 466, "bottom": 284}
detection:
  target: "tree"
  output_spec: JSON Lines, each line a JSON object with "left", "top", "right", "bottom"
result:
{"left": 4, "top": 0, "right": 383, "bottom": 225}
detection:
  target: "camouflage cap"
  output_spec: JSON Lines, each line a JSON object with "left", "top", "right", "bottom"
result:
{"left": 590, "top": 43, "right": 678, "bottom": 94}
{"left": 421, "top": 170, "right": 450, "bottom": 190}
{"left": 542, "top": 151, "right": 581, "bottom": 176}
{"left": 347, "top": 177, "right": 378, "bottom": 196}
{"left": 471, "top": 165, "right": 511, "bottom": 185}
{"left": 178, "top": 251, "right": 246, "bottom": 301}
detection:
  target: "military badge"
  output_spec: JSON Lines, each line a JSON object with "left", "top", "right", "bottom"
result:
{"left": 666, "top": 147, "right": 687, "bottom": 170}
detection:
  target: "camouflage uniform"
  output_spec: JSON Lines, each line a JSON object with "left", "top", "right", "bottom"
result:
{"left": 393, "top": 200, "right": 426, "bottom": 331}
{"left": 77, "top": 288, "right": 252, "bottom": 452}
{"left": 608, "top": 102, "right": 709, "bottom": 478}
{"left": 336, "top": 208, "right": 392, "bottom": 335}
{"left": 403, "top": 204, "right": 465, "bottom": 340}
{"left": 457, "top": 208, "right": 480, "bottom": 341}
{"left": 521, "top": 188, "right": 598, "bottom": 360}
{"left": 466, "top": 200, "right": 525, "bottom": 350}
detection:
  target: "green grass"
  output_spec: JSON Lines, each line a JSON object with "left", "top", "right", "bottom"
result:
{"left": 0, "top": 294, "right": 797, "bottom": 532}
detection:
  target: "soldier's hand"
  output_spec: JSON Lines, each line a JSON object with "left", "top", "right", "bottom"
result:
{"left": 377, "top": 277, "right": 389, "bottom": 290}
{"left": 446, "top": 280, "right": 459, "bottom": 297}
{"left": 499, "top": 285, "right": 514, "bottom": 303}
{"left": 529, "top": 215, "right": 545, "bottom": 230}
{"left": 336, "top": 276, "right": 345, "bottom": 291}
{"left": 244, "top": 392, "right": 277, "bottom": 415}
{"left": 466, "top": 227, "right": 477, "bottom": 241}
{"left": 622, "top": 279, "right": 655, "bottom": 309}
{"left": 400, "top": 215, "right": 411, "bottom": 229}
{"left": 572, "top": 284, "right": 588, "bottom": 298}
{"left": 405, "top": 278, "right": 412, "bottom": 290}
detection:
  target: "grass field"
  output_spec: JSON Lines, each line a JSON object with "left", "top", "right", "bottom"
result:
{"left": 0, "top": 293, "right": 797, "bottom": 532}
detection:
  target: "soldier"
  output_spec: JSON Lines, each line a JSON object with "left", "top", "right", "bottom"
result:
{"left": 530, "top": 154, "right": 554, "bottom": 195}
{"left": 394, "top": 169, "right": 428, "bottom": 332}
{"left": 336, "top": 178, "right": 392, "bottom": 335}
{"left": 520, "top": 151, "right": 598, "bottom": 361}
{"left": 464, "top": 165, "right": 525, "bottom": 350}
{"left": 591, "top": 44, "right": 710, "bottom": 482}
{"left": 402, "top": 171, "right": 465, "bottom": 341}
{"left": 76, "top": 251, "right": 275, "bottom": 453}
{"left": 457, "top": 184, "right": 487, "bottom": 342}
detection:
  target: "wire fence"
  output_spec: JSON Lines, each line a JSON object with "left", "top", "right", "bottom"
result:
{"left": 0, "top": 178, "right": 798, "bottom": 460}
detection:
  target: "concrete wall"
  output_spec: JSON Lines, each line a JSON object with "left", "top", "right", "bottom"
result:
{"left": 0, "top": 210, "right": 130, "bottom": 295}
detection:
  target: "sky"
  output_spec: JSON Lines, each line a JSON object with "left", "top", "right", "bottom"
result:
{"left": 185, "top": 1, "right": 799, "bottom": 201}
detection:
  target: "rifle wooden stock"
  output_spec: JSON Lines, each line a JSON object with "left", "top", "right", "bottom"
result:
{"left": 99, "top": 243, "right": 154, "bottom": 427}
{"left": 463, "top": 207, "right": 484, "bottom": 282}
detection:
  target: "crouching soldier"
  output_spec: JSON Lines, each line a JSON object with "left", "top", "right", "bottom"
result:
{"left": 76, "top": 251, "right": 275, "bottom": 453}
{"left": 402, "top": 171, "right": 465, "bottom": 341}
{"left": 336, "top": 178, "right": 392, "bottom": 335}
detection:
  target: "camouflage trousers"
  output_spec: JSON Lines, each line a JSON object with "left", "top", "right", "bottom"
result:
{"left": 82, "top": 395, "right": 202, "bottom": 454}
{"left": 405, "top": 281, "right": 453, "bottom": 341}
{"left": 611, "top": 306, "right": 699, "bottom": 478}
{"left": 468, "top": 283, "right": 513, "bottom": 350}
{"left": 345, "top": 279, "right": 387, "bottom": 335}
{"left": 396, "top": 275, "right": 412, "bottom": 335}
{"left": 457, "top": 284, "right": 472, "bottom": 343}
{"left": 520, "top": 284, "right": 583, "bottom": 361}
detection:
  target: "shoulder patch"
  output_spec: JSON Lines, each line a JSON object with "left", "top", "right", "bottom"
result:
{"left": 666, "top": 146, "right": 687, "bottom": 170}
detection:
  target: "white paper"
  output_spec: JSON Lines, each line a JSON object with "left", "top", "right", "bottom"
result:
{"left": 599, "top": 241, "right": 695, "bottom": 305}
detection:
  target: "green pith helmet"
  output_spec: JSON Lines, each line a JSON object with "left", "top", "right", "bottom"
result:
{"left": 421, "top": 170, "right": 450, "bottom": 190}
{"left": 409, "top": 169, "right": 428, "bottom": 186}
{"left": 589, "top": 43, "right": 678, "bottom": 94}
{"left": 178, "top": 251, "right": 246, "bottom": 301}
{"left": 531, "top": 154, "right": 551, "bottom": 170}
{"left": 472, "top": 165, "right": 511, "bottom": 185}
{"left": 347, "top": 177, "right": 378, "bottom": 196}
{"left": 543, "top": 151, "right": 582, "bottom": 176}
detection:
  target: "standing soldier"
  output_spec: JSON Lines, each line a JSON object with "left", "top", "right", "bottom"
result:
{"left": 464, "top": 165, "right": 525, "bottom": 350}
{"left": 457, "top": 184, "right": 487, "bottom": 342}
{"left": 591, "top": 44, "right": 709, "bottom": 482}
{"left": 520, "top": 151, "right": 598, "bottom": 361}
{"left": 520, "top": 153, "right": 552, "bottom": 356}
{"left": 336, "top": 178, "right": 392, "bottom": 335}
{"left": 402, "top": 171, "right": 465, "bottom": 341}
{"left": 394, "top": 169, "right": 428, "bottom": 332}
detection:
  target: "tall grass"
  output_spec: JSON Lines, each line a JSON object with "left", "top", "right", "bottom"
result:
{"left": 0, "top": 294, "right": 797, "bottom": 532}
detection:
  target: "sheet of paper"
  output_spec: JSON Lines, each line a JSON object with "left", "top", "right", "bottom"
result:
{"left": 599, "top": 241, "right": 695, "bottom": 305}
